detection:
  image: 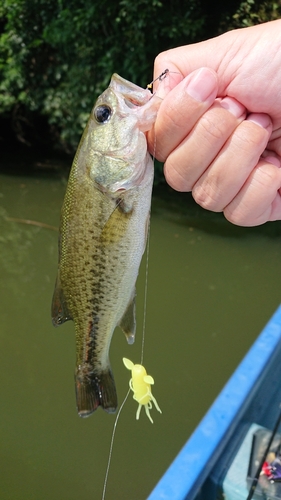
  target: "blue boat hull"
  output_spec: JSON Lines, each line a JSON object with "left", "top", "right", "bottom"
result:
{"left": 148, "top": 305, "right": 281, "bottom": 500}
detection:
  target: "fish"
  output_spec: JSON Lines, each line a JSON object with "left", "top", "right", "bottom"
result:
{"left": 51, "top": 73, "right": 161, "bottom": 418}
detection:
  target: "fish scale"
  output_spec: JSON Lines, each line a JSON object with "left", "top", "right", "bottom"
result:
{"left": 52, "top": 74, "right": 161, "bottom": 417}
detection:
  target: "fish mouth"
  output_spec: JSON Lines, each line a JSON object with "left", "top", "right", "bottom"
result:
{"left": 110, "top": 73, "right": 152, "bottom": 107}
{"left": 124, "top": 96, "right": 148, "bottom": 108}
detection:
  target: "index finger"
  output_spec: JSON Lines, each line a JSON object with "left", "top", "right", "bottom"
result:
{"left": 152, "top": 36, "right": 227, "bottom": 93}
{"left": 148, "top": 67, "right": 218, "bottom": 161}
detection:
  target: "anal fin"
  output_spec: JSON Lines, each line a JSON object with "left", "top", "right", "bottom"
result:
{"left": 51, "top": 275, "right": 72, "bottom": 326}
{"left": 118, "top": 290, "right": 136, "bottom": 345}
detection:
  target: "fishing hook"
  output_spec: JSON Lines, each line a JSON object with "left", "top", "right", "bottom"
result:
{"left": 146, "top": 69, "right": 169, "bottom": 90}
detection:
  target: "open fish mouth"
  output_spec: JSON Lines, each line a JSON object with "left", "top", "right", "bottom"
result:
{"left": 124, "top": 95, "right": 151, "bottom": 108}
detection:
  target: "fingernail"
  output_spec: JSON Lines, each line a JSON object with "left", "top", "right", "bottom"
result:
{"left": 185, "top": 68, "right": 217, "bottom": 103}
{"left": 247, "top": 113, "right": 272, "bottom": 130}
{"left": 220, "top": 97, "right": 246, "bottom": 119}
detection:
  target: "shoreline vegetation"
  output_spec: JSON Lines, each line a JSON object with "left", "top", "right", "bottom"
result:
{"left": 1, "top": 0, "right": 281, "bottom": 185}
{"left": 1, "top": 147, "right": 281, "bottom": 241}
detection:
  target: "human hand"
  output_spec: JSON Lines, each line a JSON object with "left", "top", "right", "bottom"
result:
{"left": 148, "top": 20, "right": 281, "bottom": 226}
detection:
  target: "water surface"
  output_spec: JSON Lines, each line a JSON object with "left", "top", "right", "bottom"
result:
{"left": 0, "top": 170, "right": 280, "bottom": 499}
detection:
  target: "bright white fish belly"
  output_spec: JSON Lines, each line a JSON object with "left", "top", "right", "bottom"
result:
{"left": 51, "top": 74, "right": 161, "bottom": 417}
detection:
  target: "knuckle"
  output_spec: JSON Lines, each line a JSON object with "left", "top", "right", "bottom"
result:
{"left": 154, "top": 51, "right": 170, "bottom": 72}
{"left": 223, "top": 204, "right": 266, "bottom": 226}
{"left": 164, "top": 159, "right": 192, "bottom": 192}
{"left": 199, "top": 113, "right": 230, "bottom": 143}
{"left": 224, "top": 162, "right": 281, "bottom": 226}
{"left": 236, "top": 122, "right": 269, "bottom": 153}
{"left": 249, "top": 162, "right": 281, "bottom": 197}
{"left": 224, "top": 199, "right": 254, "bottom": 226}
{"left": 192, "top": 181, "right": 221, "bottom": 211}
{"left": 224, "top": 206, "right": 249, "bottom": 226}
{"left": 260, "top": 161, "right": 281, "bottom": 185}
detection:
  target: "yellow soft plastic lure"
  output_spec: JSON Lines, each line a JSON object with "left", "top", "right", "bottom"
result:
{"left": 123, "top": 358, "right": 162, "bottom": 423}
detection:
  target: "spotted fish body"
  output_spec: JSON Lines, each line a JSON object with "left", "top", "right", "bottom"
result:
{"left": 51, "top": 74, "right": 161, "bottom": 417}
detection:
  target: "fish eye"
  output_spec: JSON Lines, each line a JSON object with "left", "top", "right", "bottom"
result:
{"left": 94, "top": 105, "right": 112, "bottom": 123}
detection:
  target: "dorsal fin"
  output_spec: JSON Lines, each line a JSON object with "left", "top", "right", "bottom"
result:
{"left": 51, "top": 275, "right": 73, "bottom": 326}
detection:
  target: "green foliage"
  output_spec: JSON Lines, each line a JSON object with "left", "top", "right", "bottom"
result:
{"left": 222, "top": 0, "right": 281, "bottom": 30}
{"left": 1, "top": 0, "right": 280, "bottom": 163}
{"left": 0, "top": 0, "right": 205, "bottom": 151}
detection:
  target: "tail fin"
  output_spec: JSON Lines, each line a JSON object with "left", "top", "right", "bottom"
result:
{"left": 75, "top": 368, "right": 118, "bottom": 418}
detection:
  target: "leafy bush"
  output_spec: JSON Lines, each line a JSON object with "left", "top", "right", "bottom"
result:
{"left": 1, "top": 0, "right": 280, "bottom": 168}
{"left": 229, "top": 0, "right": 281, "bottom": 28}
{"left": 0, "top": 0, "right": 205, "bottom": 152}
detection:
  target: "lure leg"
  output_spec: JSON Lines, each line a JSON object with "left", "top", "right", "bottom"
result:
{"left": 136, "top": 404, "right": 142, "bottom": 420}
{"left": 145, "top": 403, "right": 154, "bottom": 424}
{"left": 151, "top": 394, "right": 162, "bottom": 414}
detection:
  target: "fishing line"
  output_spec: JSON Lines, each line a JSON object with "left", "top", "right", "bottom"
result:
{"left": 141, "top": 69, "right": 184, "bottom": 367}
{"left": 100, "top": 178, "right": 150, "bottom": 498}
{"left": 139, "top": 74, "right": 164, "bottom": 364}
{"left": 101, "top": 388, "right": 130, "bottom": 500}
{"left": 101, "top": 161, "right": 153, "bottom": 500}
{"left": 139, "top": 69, "right": 172, "bottom": 364}
{"left": 140, "top": 222, "right": 150, "bottom": 366}
{"left": 101, "top": 72, "right": 168, "bottom": 499}
{"left": 140, "top": 68, "right": 175, "bottom": 363}
{"left": 100, "top": 170, "right": 152, "bottom": 500}
{"left": 101, "top": 238, "right": 150, "bottom": 499}
{"left": 101, "top": 241, "right": 151, "bottom": 499}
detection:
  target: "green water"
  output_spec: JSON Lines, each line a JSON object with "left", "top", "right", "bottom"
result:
{"left": 0, "top": 170, "right": 281, "bottom": 499}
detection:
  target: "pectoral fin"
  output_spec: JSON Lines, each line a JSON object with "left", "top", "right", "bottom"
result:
{"left": 100, "top": 199, "right": 133, "bottom": 246}
{"left": 51, "top": 275, "right": 72, "bottom": 326}
{"left": 118, "top": 291, "right": 136, "bottom": 344}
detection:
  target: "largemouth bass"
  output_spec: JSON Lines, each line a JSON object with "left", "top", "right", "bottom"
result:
{"left": 51, "top": 74, "right": 161, "bottom": 417}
